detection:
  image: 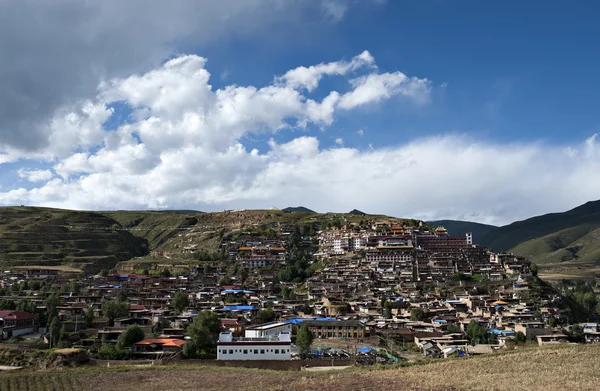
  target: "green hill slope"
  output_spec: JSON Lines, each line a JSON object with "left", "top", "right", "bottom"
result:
{"left": 480, "top": 200, "right": 600, "bottom": 252}
{"left": 0, "top": 206, "right": 148, "bottom": 272}
{"left": 428, "top": 220, "right": 498, "bottom": 243}
{"left": 0, "top": 207, "right": 424, "bottom": 270}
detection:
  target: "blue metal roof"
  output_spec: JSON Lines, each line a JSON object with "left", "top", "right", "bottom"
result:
{"left": 221, "top": 305, "right": 257, "bottom": 311}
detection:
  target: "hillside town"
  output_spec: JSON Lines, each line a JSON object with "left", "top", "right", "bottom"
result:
{"left": 0, "top": 218, "right": 598, "bottom": 369}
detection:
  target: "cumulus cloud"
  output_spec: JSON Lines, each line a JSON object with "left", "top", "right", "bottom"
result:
{"left": 0, "top": 0, "right": 371, "bottom": 155}
{"left": 1, "top": 46, "right": 598, "bottom": 226}
{"left": 17, "top": 169, "right": 54, "bottom": 183}
{"left": 339, "top": 72, "right": 431, "bottom": 109}
{"left": 277, "top": 50, "right": 375, "bottom": 92}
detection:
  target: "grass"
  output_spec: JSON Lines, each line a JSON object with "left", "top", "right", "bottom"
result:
{"left": 0, "top": 344, "right": 598, "bottom": 390}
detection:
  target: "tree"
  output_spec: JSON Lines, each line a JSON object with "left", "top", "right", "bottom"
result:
{"left": 44, "top": 293, "right": 60, "bottom": 323}
{"left": 446, "top": 323, "right": 462, "bottom": 334}
{"left": 384, "top": 300, "right": 393, "bottom": 319}
{"left": 182, "top": 341, "right": 198, "bottom": 359}
{"left": 466, "top": 320, "right": 489, "bottom": 345}
{"left": 218, "top": 277, "right": 229, "bottom": 286}
{"left": 102, "top": 300, "right": 129, "bottom": 327}
{"left": 172, "top": 291, "right": 190, "bottom": 314}
{"left": 567, "top": 325, "right": 585, "bottom": 343}
{"left": 237, "top": 267, "right": 249, "bottom": 284}
{"left": 117, "top": 324, "right": 145, "bottom": 349}
{"left": 296, "top": 324, "right": 314, "bottom": 355}
{"left": 254, "top": 308, "right": 276, "bottom": 324}
{"left": 186, "top": 311, "right": 222, "bottom": 355}
{"left": 99, "top": 269, "right": 109, "bottom": 277}
{"left": 410, "top": 308, "right": 424, "bottom": 321}
{"left": 530, "top": 262, "right": 538, "bottom": 277}
{"left": 49, "top": 317, "right": 61, "bottom": 348}
{"left": 84, "top": 306, "right": 95, "bottom": 328}
{"left": 514, "top": 331, "right": 527, "bottom": 344}
{"left": 116, "top": 290, "right": 128, "bottom": 303}
{"left": 69, "top": 280, "right": 79, "bottom": 294}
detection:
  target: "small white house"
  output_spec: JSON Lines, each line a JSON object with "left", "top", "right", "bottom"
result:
{"left": 244, "top": 322, "right": 292, "bottom": 338}
{"left": 217, "top": 332, "right": 292, "bottom": 360}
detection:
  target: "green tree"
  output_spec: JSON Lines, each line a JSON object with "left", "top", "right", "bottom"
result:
{"left": 102, "top": 300, "right": 129, "bottom": 327}
{"left": 446, "top": 323, "right": 462, "bottom": 334}
{"left": 44, "top": 293, "right": 60, "bottom": 323}
{"left": 218, "top": 277, "right": 229, "bottom": 286}
{"left": 172, "top": 291, "right": 190, "bottom": 314}
{"left": 49, "top": 317, "right": 61, "bottom": 348}
{"left": 567, "top": 325, "right": 585, "bottom": 343}
{"left": 84, "top": 306, "right": 95, "bottom": 328}
{"left": 237, "top": 268, "right": 249, "bottom": 284}
{"left": 182, "top": 341, "right": 198, "bottom": 358}
{"left": 384, "top": 300, "right": 393, "bottom": 319}
{"left": 466, "top": 320, "right": 489, "bottom": 345}
{"left": 529, "top": 262, "right": 538, "bottom": 276}
{"left": 69, "top": 280, "right": 79, "bottom": 294}
{"left": 117, "top": 324, "right": 145, "bottom": 349}
{"left": 99, "top": 269, "right": 109, "bottom": 277}
{"left": 410, "top": 308, "right": 424, "bottom": 322}
{"left": 514, "top": 331, "right": 527, "bottom": 344}
{"left": 296, "top": 324, "right": 314, "bottom": 355}
{"left": 254, "top": 308, "right": 276, "bottom": 324}
{"left": 186, "top": 311, "right": 222, "bottom": 355}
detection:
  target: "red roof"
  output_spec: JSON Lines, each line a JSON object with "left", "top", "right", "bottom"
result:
{"left": 0, "top": 311, "right": 34, "bottom": 320}
{"left": 135, "top": 338, "right": 186, "bottom": 347}
{"left": 129, "top": 305, "right": 147, "bottom": 311}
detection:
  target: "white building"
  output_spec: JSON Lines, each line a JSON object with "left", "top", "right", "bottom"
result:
{"left": 244, "top": 322, "right": 292, "bottom": 338}
{"left": 217, "top": 332, "right": 292, "bottom": 360}
{"left": 333, "top": 238, "right": 351, "bottom": 254}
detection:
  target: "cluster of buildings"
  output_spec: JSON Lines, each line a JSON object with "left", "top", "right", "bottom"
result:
{"left": 0, "top": 220, "right": 597, "bottom": 364}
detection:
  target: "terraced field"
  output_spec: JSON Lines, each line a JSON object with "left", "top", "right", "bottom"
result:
{"left": 0, "top": 207, "right": 148, "bottom": 273}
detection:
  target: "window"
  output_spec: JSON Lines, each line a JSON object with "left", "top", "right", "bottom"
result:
{"left": 243, "top": 349, "right": 248, "bottom": 354}
{"left": 229, "top": 349, "right": 233, "bottom": 354}
{"left": 275, "top": 349, "right": 279, "bottom": 354}
{"left": 260, "top": 349, "right": 265, "bottom": 354}
{"left": 221, "top": 350, "right": 226, "bottom": 354}
{"left": 254, "top": 349, "right": 258, "bottom": 354}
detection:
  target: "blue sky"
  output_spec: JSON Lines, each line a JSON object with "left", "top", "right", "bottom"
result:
{"left": 0, "top": 0, "right": 599, "bottom": 225}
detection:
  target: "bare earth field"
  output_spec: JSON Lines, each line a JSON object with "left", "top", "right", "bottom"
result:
{"left": 1, "top": 344, "right": 599, "bottom": 391}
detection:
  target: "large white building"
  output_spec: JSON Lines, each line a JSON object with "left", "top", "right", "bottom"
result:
{"left": 216, "top": 331, "right": 292, "bottom": 360}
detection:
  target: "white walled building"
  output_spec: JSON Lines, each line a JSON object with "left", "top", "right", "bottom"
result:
{"left": 244, "top": 322, "right": 292, "bottom": 338}
{"left": 217, "top": 332, "right": 292, "bottom": 360}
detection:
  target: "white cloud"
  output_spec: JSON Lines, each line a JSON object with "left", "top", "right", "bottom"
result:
{"left": 321, "top": 0, "right": 348, "bottom": 22}
{"left": 2, "top": 50, "right": 598, "bottom": 226}
{"left": 17, "top": 169, "right": 54, "bottom": 183}
{"left": 339, "top": 72, "right": 431, "bottom": 109}
{"left": 335, "top": 138, "right": 344, "bottom": 145}
{"left": 357, "top": 129, "right": 364, "bottom": 137}
{"left": 277, "top": 50, "right": 375, "bottom": 92}
{"left": 0, "top": 0, "right": 371, "bottom": 154}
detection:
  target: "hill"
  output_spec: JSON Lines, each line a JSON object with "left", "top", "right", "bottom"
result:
{"left": 480, "top": 200, "right": 600, "bottom": 251}
{"left": 348, "top": 209, "right": 366, "bottom": 215}
{"left": 0, "top": 207, "right": 420, "bottom": 270}
{"left": 428, "top": 219, "right": 498, "bottom": 242}
{"left": 0, "top": 344, "right": 598, "bottom": 390}
{"left": 282, "top": 206, "right": 315, "bottom": 213}
{"left": 0, "top": 206, "right": 148, "bottom": 273}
